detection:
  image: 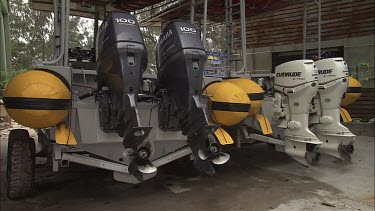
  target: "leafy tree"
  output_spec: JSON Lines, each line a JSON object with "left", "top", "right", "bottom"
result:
{"left": 8, "top": 0, "right": 94, "bottom": 72}
{"left": 5, "top": 0, "right": 226, "bottom": 79}
{"left": 206, "top": 23, "right": 227, "bottom": 52}
{"left": 69, "top": 16, "right": 94, "bottom": 49}
{"left": 1, "top": 0, "right": 94, "bottom": 97}
{"left": 9, "top": 0, "right": 54, "bottom": 70}
{"left": 140, "top": 26, "right": 160, "bottom": 74}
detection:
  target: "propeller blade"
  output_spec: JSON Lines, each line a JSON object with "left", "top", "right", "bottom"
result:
{"left": 137, "top": 163, "right": 157, "bottom": 174}
{"left": 197, "top": 149, "right": 210, "bottom": 160}
{"left": 211, "top": 153, "right": 230, "bottom": 165}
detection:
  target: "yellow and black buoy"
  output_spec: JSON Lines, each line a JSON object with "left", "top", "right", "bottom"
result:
{"left": 224, "top": 78, "right": 265, "bottom": 116}
{"left": 341, "top": 76, "right": 362, "bottom": 106}
{"left": 203, "top": 81, "right": 250, "bottom": 126}
{"left": 3, "top": 70, "right": 71, "bottom": 128}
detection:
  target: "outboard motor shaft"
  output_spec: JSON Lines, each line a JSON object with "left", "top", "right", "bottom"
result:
{"left": 96, "top": 12, "right": 154, "bottom": 177}
{"left": 156, "top": 20, "right": 229, "bottom": 174}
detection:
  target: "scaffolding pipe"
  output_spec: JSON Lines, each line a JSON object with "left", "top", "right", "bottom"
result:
{"left": 202, "top": 0, "right": 208, "bottom": 48}
{"left": 314, "top": 0, "right": 321, "bottom": 58}
{"left": 317, "top": 0, "right": 321, "bottom": 58}
{"left": 225, "top": 0, "right": 228, "bottom": 30}
{"left": 93, "top": 11, "right": 99, "bottom": 49}
{"left": 225, "top": 0, "right": 230, "bottom": 73}
{"left": 140, "top": 1, "right": 188, "bottom": 24}
{"left": 52, "top": 0, "right": 59, "bottom": 60}
{"left": 234, "top": 0, "right": 247, "bottom": 74}
{"left": 64, "top": 0, "right": 70, "bottom": 67}
{"left": 190, "top": 0, "right": 195, "bottom": 24}
{"left": 42, "top": 0, "right": 65, "bottom": 65}
{"left": 302, "top": 0, "right": 307, "bottom": 59}
{"left": 229, "top": 0, "right": 234, "bottom": 72}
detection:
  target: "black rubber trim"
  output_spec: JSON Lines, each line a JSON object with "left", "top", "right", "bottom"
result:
{"left": 248, "top": 93, "right": 265, "bottom": 101}
{"left": 347, "top": 87, "right": 362, "bottom": 93}
{"left": 37, "top": 69, "right": 71, "bottom": 91}
{"left": 202, "top": 80, "right": 221, "bottom": 92}
{"left": 211, "top": 101, "right": 250, "bottom": 112}
{"left": 318, "top": 76, "right": 347, "bottom": 86}
{"left": 3, "top": 97, "right": 71, "bottom": 110}
{"left": 274, "top": 80, "right": 318, "bottom": 89}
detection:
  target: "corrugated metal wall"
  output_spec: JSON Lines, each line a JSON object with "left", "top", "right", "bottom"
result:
{"left": 234, "top": 0, "right": 374, "bottom": 48}
{"left": 344, "top": 88, "right": 375, "bottom": 121}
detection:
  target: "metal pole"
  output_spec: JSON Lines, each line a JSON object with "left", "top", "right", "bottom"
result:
{"left": 94, "top": 11, "right": 99, "bottom": 49}
{"left": 303, "top": 0, "right": 307, "bottom": 59}
{"left": 190, "top": 0, "right": 195, "bottom": 24}
{"left": 3, "top": 0, "right": 12, "bottom": 71}
{"left": 202, "top": 0, "right": 208, "bottom": 48}
{"left": 317, "top": 0, "right": 321, "bottom": 58}
{"left": 52, "top": 0, "right": 59, "bottom": 60}
{"left": 229, "top": 0, "right": 234, "bottom": 72}
{"left": 225, "top": 0, "right": 230, "bottom": 74}
{"left": 0, "top": 11, "right": 5, "bottom": 71}
{"left": 234, "top": 0, "right": 247, "bottom": 74}
{"left": 64, "top": 0, "right": 70, "bottom": 67}
{"left": 42, "top": 0, "right": 65, "bottom": 65}
{"left": 225, "top": 0, "right": 228, "bottom": 39}
{"left": 314, "top": 0, "right": 321, "bottom": 58}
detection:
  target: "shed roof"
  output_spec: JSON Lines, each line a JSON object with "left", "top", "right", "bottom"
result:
{"left": 30, "top": 0, "right": 300, "bottom": 26}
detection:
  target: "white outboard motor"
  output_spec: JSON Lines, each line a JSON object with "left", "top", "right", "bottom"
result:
{"left": 312, "top": 58, "right": 355, "bottom": 161}
{"left": 273, "top": 60, "right": 322, "bottom": 166}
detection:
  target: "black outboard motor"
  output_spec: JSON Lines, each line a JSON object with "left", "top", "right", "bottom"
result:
{"left": 96, "top": 11, "right": 155, "bottom": 177}
{"left": 156, "top": 20, "right": 230, "bottom": 175}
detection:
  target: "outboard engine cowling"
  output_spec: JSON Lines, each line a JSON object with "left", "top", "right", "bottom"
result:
{"left": 273, "top": 60, "right": 322, "bottom": 166}
{"left": 156, "top": 20, "right": 230, "bottom": 174}
{"left": 156, "top": 20, "right": 206, "bottom": 124}
{"left": 311, "top": 58, "right": 355, "bottom": 161}
{"left": 97, "top": 11, "right": 147, "bottom": 100}
{"left": 96, "top": 12, "right": 154, "bottom": 177}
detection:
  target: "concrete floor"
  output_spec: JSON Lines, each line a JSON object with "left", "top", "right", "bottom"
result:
{"left": 0, "top": 134, "right": 374, "bottom": 211}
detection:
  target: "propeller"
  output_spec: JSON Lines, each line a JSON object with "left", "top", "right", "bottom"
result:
{"left": 197, "top": 136, "right": 230, "bottom": 165}
{"left": 338, "top": 143, "right": 353, "bottom": 162}
{"left": 135, "top": 147, "right": 157, "bottom": 173}
{"left": 127, "top": 146, "right": 157, "bottom": 181}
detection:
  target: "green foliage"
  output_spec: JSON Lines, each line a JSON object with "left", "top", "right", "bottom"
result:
{"left": 5, "top": 0, "right": 226, "bottom": 80}
{"left": 69, "top": 16, "right": 94, "bottom": 49}
{"left": 9, "top": 0, "right": 94, "bottom": 72}
{"left": 9, "top": 0, "right": 54, "bottom": 70}
{"left": 1, "top": 0, "right": 94, "bottom": 97}
{"left": 136, "top": 11, "right": 160, "bottom": 74}
{"left": 140, "top": 26, "right": 160, "bottom": 74}
{"left": 0, "top": 69, "right": 26, "bottom": 98}
{"left": 206, "top": 23, "right": 227, "bottom": 52}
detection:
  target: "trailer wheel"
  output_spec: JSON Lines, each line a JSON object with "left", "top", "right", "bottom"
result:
{"left": 6, "top": 129, "right": 35, "bottom": 199}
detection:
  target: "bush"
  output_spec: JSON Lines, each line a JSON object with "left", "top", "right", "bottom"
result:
{"left": 0, "top": 69, "right": 27, "bottom": 99}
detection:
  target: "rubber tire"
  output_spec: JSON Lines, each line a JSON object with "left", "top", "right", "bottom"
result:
{"left": 6, "top": 129, "right": 35, "bottom": 199}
